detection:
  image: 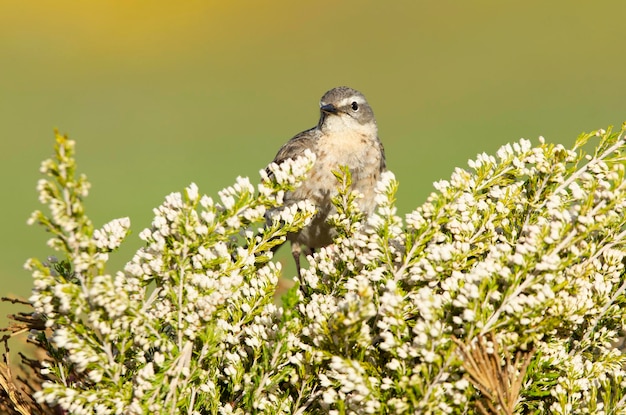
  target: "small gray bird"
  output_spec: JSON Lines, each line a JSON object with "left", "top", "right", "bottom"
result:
{"left": 270, "top": 86, "right": 386, "bottom": 278}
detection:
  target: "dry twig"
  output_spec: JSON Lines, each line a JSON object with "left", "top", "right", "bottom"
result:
{"left": 454, "top": 333, "right": 534, "bottom": 415}
{"left": 0, "top": 298, "right": 51, "bottom": 415}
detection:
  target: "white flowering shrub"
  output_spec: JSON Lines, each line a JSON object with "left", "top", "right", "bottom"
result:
{"left": 3, "top": 125, "right": 626, "bottom": 414}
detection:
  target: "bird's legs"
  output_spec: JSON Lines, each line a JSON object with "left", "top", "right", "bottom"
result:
{"left": 291, "top": 241, "right": 303, "bottom": 280}
{"left": 291, "top": 241, "right": 314, "bottom": 281}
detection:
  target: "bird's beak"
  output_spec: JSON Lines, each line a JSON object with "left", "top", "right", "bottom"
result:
{"left": 320, "top": 103, "right": 338, "bottom": 114}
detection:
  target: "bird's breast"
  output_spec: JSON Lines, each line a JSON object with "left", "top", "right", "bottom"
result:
{"left": 284, "top": 129, "right": 383, "bottom": 248}
{"left": 291, "top": 130, "right": 383, "bottom": 210}
{"left": 317, "top": 130, "right": 380, "bottom": 167}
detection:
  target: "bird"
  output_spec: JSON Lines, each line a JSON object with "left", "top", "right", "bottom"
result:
{"left": 268, "top": 86, "right": 386, "bottom": 279}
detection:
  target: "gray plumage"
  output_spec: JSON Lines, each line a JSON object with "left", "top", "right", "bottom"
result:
{"left": 271, "top": 86, "right": 386, "bottom": 278}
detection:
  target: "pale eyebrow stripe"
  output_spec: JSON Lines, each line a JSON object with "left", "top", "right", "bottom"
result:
{"left": 337, "top": 96, "right": 367, "bottom": 107}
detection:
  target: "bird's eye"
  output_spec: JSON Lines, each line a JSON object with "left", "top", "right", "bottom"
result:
{"left": 351, "top": 101, "right": 359, "bottom": 111}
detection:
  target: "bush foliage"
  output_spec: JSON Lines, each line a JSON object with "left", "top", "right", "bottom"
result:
{"left": 2, "top": 125, "right": 626, "bottom": 414}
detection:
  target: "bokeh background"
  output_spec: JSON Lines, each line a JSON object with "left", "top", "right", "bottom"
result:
{"left": 1, "top": 1, "right": 625, "bottom": 331}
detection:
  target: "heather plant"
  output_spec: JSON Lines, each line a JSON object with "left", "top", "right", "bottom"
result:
{"left": 2, "top": 125, "right": 626, "bottom": 414}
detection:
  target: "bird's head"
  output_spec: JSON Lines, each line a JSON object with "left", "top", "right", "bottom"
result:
{"left": 318, "top": 86, "right": 377, "bottom": 134}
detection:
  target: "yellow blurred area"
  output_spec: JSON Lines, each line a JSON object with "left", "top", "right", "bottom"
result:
{"left": 0, "top": 1, "right": 337, "bottom": 71}
{"left": 1, "top": 1, "right": 626, "bottom": 333}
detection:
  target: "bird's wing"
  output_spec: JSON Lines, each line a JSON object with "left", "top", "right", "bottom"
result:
{"left": 377, "top": 137, "right": 387, "bottom": 171}
{"left": 271, "top": 127, "right": 318, "bottom": 166}
{"left": 265, "top": 128, "right": 319, "bottom": 180}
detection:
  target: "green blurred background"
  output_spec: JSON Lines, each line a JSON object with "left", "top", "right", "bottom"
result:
{"left": 1, "top": 1, "right": 625, "bottom": 330}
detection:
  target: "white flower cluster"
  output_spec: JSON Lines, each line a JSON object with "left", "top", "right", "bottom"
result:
{"left": 23, "top": 126, "right": 626, "bottom": 414}
{"left": 93, "top": 217, "right": 131, "bottom": 251}
{"left": 294, "top": 129, "right": 626, "bottom": 413}
{"left": 26, "top": 135, "right": 318, "bottom": 414}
